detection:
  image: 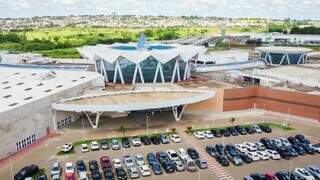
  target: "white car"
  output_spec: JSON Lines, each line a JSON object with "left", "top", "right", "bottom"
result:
{"left": 169, "top": 134, "right": 181, "bottom": 143}
{"left": 90, "top": 141, "right": 100, "bottom": 151}
{"left": 193, "top": 131, "right": 205, "bottom": 139}
{"left": 123, "top": 155, "right": 134, "bottom": 168}
{"left": 135, "top": 154, "right": 145, "bottom": 166}
{"left": 65, "top": 162, "right": 75, "bottom": 174}
{"left": 173, "top": 160, "right": 185, "bottom": 171}
{"left": 139, "top": 165, "right": 151, "bottom": 176}
{"left": 245, "top": 152, "right": 260, "bottom": 161}
{"left": 127, "top": 165, "right": 140, "bottom": 179}
{"left": 167, "top": 150, "right": 180, "bottom": 161}
{"left": 279, "top": 138, "right": 291, "bottom": 147}
{"left": 266, "top": 149, "right": 281, "bottom": 160}
{"left": 252, "top": 125, "right": 262, "bottom": 133}
{"left": 80, "top": 144, "right": 89, "bottom": 153}
{"left": 235, "top": 144, "right": 247, "bottom": 153}
{"left": 112, "top": 159, "right": 122, "bottom": 169}
{"left": 203, "top": 131, "right": 214, "bottom": 139}
{"left": 131, "top": 136, "right": 141, "bottom": 146}
{"left": 177, "top": 148, "right": 189, "bottom": 160}
{"left": 255, "top": 142, "right": 266, "bottom": 151}
{"left": 256, "top": 151, "right": 269, "bottom": 161}
{"left": 62, "top": 143, "right": 73, "bottom": 152}
{"left": 294, "top": 168, "right": 315, "bottom": 180}
{"left": 244, "top": 142, "right": 257, "bottom": 151}
{"left": 79, "top": 172, "right": 88, "bottom": 180}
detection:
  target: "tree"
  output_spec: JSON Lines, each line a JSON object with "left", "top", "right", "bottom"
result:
{"left": 170, "top": 128, "right": 176, "bottom": 133}
{"left": 186, "top": 126, "right": 192, "bottom": 133}
{"left": 118, "top": 125, "right": 127, "bottom": 136}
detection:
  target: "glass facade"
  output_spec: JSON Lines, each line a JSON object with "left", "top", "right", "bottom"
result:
{"left": 162, "top": 59, "right": 176, "bottom": 82}
{"left": 118, "top": 58, "right": 136, "bottom": 83}
{"left": 261, "top": 52, "right": 306, "bottom": 65}
{"left": 140, "top": 57, "right": 158, "bottom": 82}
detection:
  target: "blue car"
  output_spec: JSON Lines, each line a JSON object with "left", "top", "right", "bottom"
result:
{"left": 147, "top": 153, "right": 158, "bottom": 165}
{"left": 151, "top": 163, "right": 162, "bottom": 175}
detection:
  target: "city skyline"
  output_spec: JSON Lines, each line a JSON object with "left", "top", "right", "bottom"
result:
{"left": 0, "top": 0, "right": 319, "bottom": 20}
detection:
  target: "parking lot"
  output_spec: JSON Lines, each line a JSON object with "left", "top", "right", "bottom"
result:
{"left": 1, "top": 111, "right": 319, "bottom": 180}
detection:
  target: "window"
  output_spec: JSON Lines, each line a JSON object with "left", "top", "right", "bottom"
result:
{"left": 31, "top": 73, "right": 37, "bottom": 76}
{"left": 3, "top": 86, "right": 10, "bottom": 89}
{"left": 8, "top": 103, "right": 18, "bottom": 106}
{"left": 16, "top": 82, "right": 24, "bottom": 85}
{"left": 3, "top": 95, "right": 11, "bottom": 98}
{"left": 80, "top": 76, "right": 86, "bottom": 79}
{"left": 24, "top": 88, "right": 32, "bottom": 91}
{"left": 71, "top": 80, "right": 77, "bottom": 82}
{"left": 36, "top": 83, "right": 43, "bottom": 86}
{"left": 57, "top": 116, "right": 72, "bottom": 129}
{"left": 44, "top": 89, "right": 52, "bottom": 92}
{"left": 24, "top": 97, "right": 33, "bottom": 100}
{"left": 56, "top": 85, "right": 63, "bottom": 88}
{"left": 14, "top": 72, "right": 20, "bottom": 75}
{"left": 2, "top": 81, "right": 9, "bottom": 84}
{"left": 16, "top": 134, "right": 36, "bottom": 151}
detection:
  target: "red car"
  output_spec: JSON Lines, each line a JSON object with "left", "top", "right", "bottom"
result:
{"left": 265, "top": 171, "right": 277, "bottom": 180}
{"left": 100, "top": 156, "right": 112, "bottom": 170}
{"left": 65, "top": 172, "right": 75, "bottom": 180}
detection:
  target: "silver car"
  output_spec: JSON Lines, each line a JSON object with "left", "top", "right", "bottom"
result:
{"left": 50, "top": 162, "right": 61, "bottom": 177}
{"left": 127, "top": 165, "right": 140, "bottom": 179}
{"left": 111, "top": 139, "right": 120, "bottom": 150}
{"left": 185, "top": 158, "right": 197, "bottom": 172}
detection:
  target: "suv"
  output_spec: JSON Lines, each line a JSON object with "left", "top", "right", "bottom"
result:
{"left": 177, "top": 148, "right": 189, "bottom": 160}
{"left": 100, "top": 156, "right": 112, "bottom": 170}
{"left": 140, "top": 136, "right": 151, "bottom": 145}
{"left": 159, "top": 134, "right": 170, "bottom": 144}
{"left": 185, "top": 158, "right": 197, "bottom": 172}
{"left": 156, "top": 151, "right": 168, "bottom": 164}
{"left": 187, "top": 148, "right": 199, "bottom": 159}
{"left": 166, "top": 150, "right": 179, "bottom": 161}
{"left": 130, "top": 136, "right": 141, "bottom": 146}
{"left": 50, "top": 162, "right": 61, "bottom": 177}
{"left": 15, "top": 165, "right": 39, "bottom": 180}
{"left": 121, "top": 138, "right": 131, "bottom": 148}
{"left": 225, "top": 145, "right": 243, "bottom": 166}
{"left": 76, "top": 160, "right": 87, "bottom": 173}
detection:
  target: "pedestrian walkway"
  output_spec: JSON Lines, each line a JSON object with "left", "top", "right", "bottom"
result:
{"left": 176, "top": 126, "right": 234, "bottom": 180}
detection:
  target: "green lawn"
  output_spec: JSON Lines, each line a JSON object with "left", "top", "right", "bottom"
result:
{"left": 38, "top": 48, "right": 81, "bottom": 59}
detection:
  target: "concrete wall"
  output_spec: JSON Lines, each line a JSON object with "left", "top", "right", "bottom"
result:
{"left": 0, "top": 77, "right": 103, "bottom": 159}
{"left": 223, "top": 87, "right": 320, "bottom": 120}
{"left": 186, "top": 88, "right": 224, "bottom": 112}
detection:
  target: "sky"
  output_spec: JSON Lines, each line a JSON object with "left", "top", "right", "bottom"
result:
{"left": 0, "top": 0, "right": 319, "bottom": 20}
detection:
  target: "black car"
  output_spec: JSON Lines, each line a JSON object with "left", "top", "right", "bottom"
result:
{"left": 260, "top": 138, "right": 277, "bottom": 150}
{"left": 89, "top": 160, "right": 99, "bottom": 172}
{"left": 287, "top": 147, "right": 299, "bottom": 157}
{"left": 259, "top": 125, "right": 272, "bottom": 133}
{"left": 187, "top": 148, "right": 199, "bottom": 159}
{"left": 250, "top": 173, "right": 267, "bottom": 180}
{"left": 121, "top": 138, "right": 131, "bottom": 148}
{"left": 140, "top": 136, "right": 151, "bottom": 145}
{"left": 239, "top": 153, "right": 253, "bottom": 163}
{"left": 227, "top": 127, "right": 239, "bottom": 136}
{"left": 91, "top": 170, "right": 102, "bottom": 180}
{"left": 76, "top": 160, "right": 87, "bottom": 172}
{"left": 161, "top": 161, "right": 175, "bottom": 173}
{"left": 289, "top": 172, "right": 302, "bottom": 180}
{"left": 275, "top": 171, "right": 290, "bottom": 180}
{"left": 151, "top": 163, "right": 163, "bottom": 175}
{"left": 150, "top": 136, "right": 161, "bottom": 145}
{"left": 156, "top": 151, "right": 168, "bottom": 164}
{"left": 222, "top": 129, "right": 231, "bottom": 137}
{"left": 235, "top": 126, "right": 247, "bottom": 135}
{"left": 295, "top": 134, "right": 310, "bottom": 144}
{"left": 215, "top": 144, "right": 225, "bottom": 156}
{"left": 103, "top": 168, "right": 114, "bottom": 180}
{"left": 245, "top": 126, "right": 255, "bottom": 134}
{"left": 287, "top": 136, "right": 299, "bottom": 145}
{"left": 291, "top": 144, "right": 306, "bottom": 155}
{"left": 14, "top": 165, "right": 39, "bottom": 180}
{"left": 206, "top": 146, "right": 217, "bottom": 157}
{"left": 300, "top": 143, "right": 316, "bottom": 154}
{"left": 37, "top": 174, "right": 47, "bottom": 180}
{"left": 277, "top": 147, "right": 292, "bottom": 159}
{"left": 115, "top": 167, "right": 127, "bottom": 180}
{"left": 215, "top": 155, "right": 229, "bottom": 166}
{"left": 210, "top": 129, "right": 222, "bottom": 137}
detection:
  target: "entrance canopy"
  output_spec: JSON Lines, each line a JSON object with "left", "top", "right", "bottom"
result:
{"left": 52, "top": 88, "right": 215, "bottom": 128}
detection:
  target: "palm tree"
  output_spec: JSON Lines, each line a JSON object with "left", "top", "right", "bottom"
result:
{"left": 171, "top": 128, "right": 177, "bottom": 133}
{"left": 118, "top": 125, "right": 127, "bottom": 136}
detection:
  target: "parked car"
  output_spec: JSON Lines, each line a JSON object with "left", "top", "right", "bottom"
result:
{"left": 266, "top": 150, "right": 281, "bottom": 160}
{"left": 112, "top": 159, "right": 122, "bottom": 169}
{"left": 65, "top": 172, "right": 76, "bottom": 180}
{"left": 115, "top": 167, "right": 127, "bottom": 180}
{"left": 215, "top": 155, "right": 229, "bottom": 166}
{"left": 80, "top": 144, "right": 89, "bottom": 153}
{"left": 173, "top": 160, "right": 185, "bottom": 171}
{"left": 111, "top": 139, "right": 121, "bottom": 150}
{"left": 265, "top": 171, "right": 277, "bottom": 180}
{"left": 184, "top": 158, "right": 197, "bottom": 172}
{"left": 235, "top": 126, "right": 247, "bottom": 135}
{"left": 78, "top": 172, "right": 88, "bottom": 180}
{"left": 256, "top": 151, "right": 270, "bottom": 161}
{"left": 50, "top": 162, "right": 61, "bottom": 177}
{"left": 244, "top": 142, "right": 258, "bottom": 151}
{"left": 300, "top": 143, "right": 316, "bottom": 155}
{"left": 277, "top": 147, "right": 292, "bottom": 159}
{"left": 211, "top": 129, "right": 222, "bottom": 137}
{"left": 100, "top": 140, "right": 109, "bottom": 150}
{"left": 215, "top": 144, "right": 225, "bottom": 156}
{"left": 193, "top": 131, "right": 205, "bottom": 139}
{"left": 127, "top": 165, "right": 140, "bottom": 179}
{"left": 252, "top": 125, "right": 262, "bottom": 133}
{"left": 295, "top": 135, "right": 310, "bottom": 144}
{"left": 245, "top": 126, "right": 255, "bottom": 134}
{"left": 169, "top": 134, "right": 181, "bottom": 143}
{"left": 288, "top": 136, "right": 300, "bottom": 145}
{"left": 150, "top": 136, "right": 161, "bottom": 145}
{"left": 260, "top": 138, "right": 277, "bottom": 150}
{"left": 177, "top": 148, "right": 189, "bottom": 160}
{"left": 51, "top": 174, "right": 60, "bottom": 180}
{"left": 159, "top": 134, "right": 170, "bottom": 144}
{"left": 195, "top": 159, "right": 207, "bottom": 169}
{"left": 100, "top": 156, "right": 112, "bottom": 170}
{"left": 255, "top": 142, "right": 266, "bottom": 151}
{"left": 14, "top": 165, "right": 39, "bottom": 180}
{"left": 167, "top": 150, "right": 180, "bottom": 161}
{"left": 239, "top": 153, "right": 253, "bottom": 163}
{"left": 130, "top": 136, "right": 141, "bottom": 146}
{"left": 306, "top": 165, "right": 320, "bottom": 179}
{"left": 103, "top": 168, "right": 114, "bottom": 180}
{"left": 138, "top": 165, "right": 152, "bottom": 176}
{"left": 250, "top": 173, "right": 268, "bottom": 180}
{"left": 156, "top": 151, "right": 168, "bottom": 164}
{"left": 135, "top": 154, "right": 145, "bottom": 166}
{"left": 292, "top": 144, "right": 306, "bottom": 155}
{"left": 294, "top": 168, "right": 315, "bottom": 180}
{"left": 122, "top": 155, "right": 134, "bottom": 168}
{"left": 206, "top": 146, "right": 217, "bottom": 157}
{"left": 259, "top": 125, "right": 272, "bottom": 133}
{"left": 228, "top": 127, "right": 239, "bottom": 136}
{"left": 150, "top": 163, "right": 163, "bottom": 175}
{"left": 235, "top": 143, "right": 247, "bottom": 153}
{"left": 61, "top": 143, "right": 73, "bottom": 152}
{"left": 245, "top": 152, "right": 260, "bottom": 162}
{"left": 147, "top": 153, "right": 158, "bottom": 165}
{"left": 140, "top": 136, "right": 151, "bottom": 145}
{"left": 88, "top": 160, "right": 99, "bottom": 172}
{"left": 187, "top": 148, "right": 199, "bottom": 159}
{"left": 161, "top": 161, "right": 175, "bottom": 173}
{"left": 203, "top": 131, "right": 214, "bottom": 138}
{"left": 222, "top": 129, "right": 231, "bottom": 137}
{"left": 121, "top": 138, "right": 131, "bottom": 148}
{"left": 91, "top": 170, "right": 102, "bottom": 180}
{"left": 275, "top": 171, "right": 290, "bottom": 180}
{"left": 226, "top": 145, "right": 243, "bottom": 166}
{"left": 76, "top": 160, "right": 87, "bottom": 173}
{"left": 90, "top": 141, "right": 100, "bottom": 151}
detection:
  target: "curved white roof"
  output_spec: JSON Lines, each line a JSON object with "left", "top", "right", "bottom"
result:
{"left": 77, "top": 43, "right": 205, "bottom": 64}
{"left": 256, "top": 46, "right": 312, "bottom": 54}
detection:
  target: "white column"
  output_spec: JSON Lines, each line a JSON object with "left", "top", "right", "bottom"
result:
{"left": 172, "top": 105, "right": 187, "bottom": 121}
{"left": 137, "top": 64, "right": 145, "bottom": 83}
{"left": 52, "top": 109, "right": 57, "bottom": 131}
{"left": 101, "top": 60, "right": 108, "bottom": 82}
{"left": 171, "top": 59, "right": 179, "bottom": 82}
{"left": 286, "top": 54, "right": 290, "bottom": 65}
{"left": 132, "top": 64, "right": 138, "bottom": 84}
{"left": 83, "top": 112, "right": 103, "bottom": 128}
{"left": 297, "top": 54, "right": 304, "bottom": 64}
{"left": 279, "top": 54, "right": 286, "bottom": 65}
{"left": 183, "top": 60, "right": 189, "bottom": 80}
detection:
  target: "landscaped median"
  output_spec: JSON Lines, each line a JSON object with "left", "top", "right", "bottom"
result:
{"left": 185, "top": 122, "right": 295, "bottom": 134}
{"left": 56, "top": 131, "right": 176, "bottom": 155}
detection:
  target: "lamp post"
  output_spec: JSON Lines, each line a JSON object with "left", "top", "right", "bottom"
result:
{"left": 81, "top": 117, "right": 85, "bottom": 140}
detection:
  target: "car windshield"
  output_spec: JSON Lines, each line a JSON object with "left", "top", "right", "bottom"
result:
{"left": 66, "top": 166, "right": 73, "bottom": 170}
{"left": 171, "top": 153, "right": 178, "bottom": 157}
{"left": 52, "top": 166, "right": 59, "bottom": 171}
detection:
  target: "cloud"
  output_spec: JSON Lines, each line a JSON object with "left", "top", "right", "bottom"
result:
{"left": 0, "top": 0, "right": 319, "bottom": 20}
